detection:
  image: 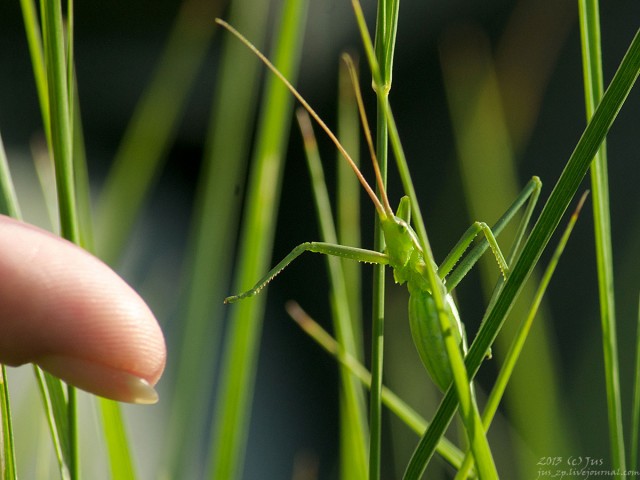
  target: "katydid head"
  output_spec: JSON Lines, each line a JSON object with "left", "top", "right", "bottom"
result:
{"left": 378, "top": 196, "right": 423, "bottom": 286}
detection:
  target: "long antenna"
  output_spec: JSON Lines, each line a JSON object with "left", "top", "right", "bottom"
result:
{"left": 216, "top": 19, "right": 386, "bottom": 218}
{"left": 341, "top": 54, "right": 393, "bottom": 216}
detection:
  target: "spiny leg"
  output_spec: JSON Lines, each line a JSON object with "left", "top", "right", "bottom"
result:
{"left": 225, "top": 243, "right": 389, "bottom": 303}
{"left": 438, "top": 176, "right": 541, "bottom": 292}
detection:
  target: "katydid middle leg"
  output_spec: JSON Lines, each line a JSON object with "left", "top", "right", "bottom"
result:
{"left": 224, "top": 243, "right": 389, "bottom": 303}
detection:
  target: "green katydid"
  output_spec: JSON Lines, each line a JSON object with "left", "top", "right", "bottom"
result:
{"left": 219, "top": 19, "right": 541, "bottom": 392}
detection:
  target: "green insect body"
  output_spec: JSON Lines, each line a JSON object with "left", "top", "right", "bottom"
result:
{"left": 218, "top": 19, "right": 537, "bottom": 393}
{"left": 380, "top": 196, "right": 465, "bottom": 391}
{"left": 408, "top": 291, "right": 464, "bottom": 392}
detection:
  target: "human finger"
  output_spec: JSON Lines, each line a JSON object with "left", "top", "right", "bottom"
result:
{"left": 0, "top": 215, "right": 166, "bottom": 404}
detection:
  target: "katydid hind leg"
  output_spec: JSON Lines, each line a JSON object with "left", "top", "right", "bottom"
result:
{"left": 439, "top": 176, "right": 541, "bottom": 292}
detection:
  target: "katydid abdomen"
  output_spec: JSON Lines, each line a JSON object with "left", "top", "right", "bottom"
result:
{"left": 408, "top": 286, "right": 465, "bottom": 392}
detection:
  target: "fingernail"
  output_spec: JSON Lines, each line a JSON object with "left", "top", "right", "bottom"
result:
{"left": 36, "top": 355, "right": 159, "bottom": 405}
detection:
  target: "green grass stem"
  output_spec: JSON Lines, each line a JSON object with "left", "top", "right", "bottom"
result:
{"left": 0, "top": 134, "right": 18, "bottom": 480}
{"left": 285, "top": 301, "right": 470, "bottom": 473}
{"left": 578, "top": 2, "right": 626, "bottom": 475}
{"left": 298, "top": 110, "right": 369, "bottom": 478}
{"left": 631, "top": 294, "right": 640, "bottom": 471}
{"left": 164, "top": 0, "right": 271, "bottom": 476}
{"left": 369, "top": 1, "right": 400, "bottom": 476}
{"left": 207, "top": 2, "right": 309, "bottom": 477}
{"left": 40, "top": 0, "right": 81, "bottom": 476}
{"left": 19, "top": 0, "right": 50, "bottom": 148}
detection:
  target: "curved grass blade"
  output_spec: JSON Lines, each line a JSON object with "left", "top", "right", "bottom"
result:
{"left": 578, "top": 1, "right": 625, "bottom": 475}
{"left": 0, "top": 135, "right": 18, "bottom": 480}
{"left": 297, "top": 110, "right": 369, "bottom": 478}
{"left": 404, "top": 28, "right": 640, "bottom": 479}
{"left": 440, "top": 28, "right": 571, "bottom": 470}
{"left": 33, "top": 368, "right": 71, "bottom": 480}
{"left": 207, "top": 1, "right": 309, "bottom": 477}
{"left": 163, "top": 1, "right": 271, "bottom": 477}
{"left": 455, "top": 192, "right": 590, "bottom": 479}
{"left": 631, "top": 294, "right": 640, "bottom": 471}
{"left": 285, "top": 301, "right": 467, "bottom": 473}
{"left": 99, "top": 400, "right": 135, "bottom": 480}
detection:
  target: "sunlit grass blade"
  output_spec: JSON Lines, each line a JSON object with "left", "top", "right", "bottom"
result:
{"left": 440, "top": 26, "right": 570, "bottom": 471}
{"left": 99, "top": 399, "right": 135, "bottom": 480}
{"left": 578, "top": 1, "right": 625, "bottom": 475}
{"left": 631, "top": 294, "right": 640, "bottom": 471}
{"left": 337, "top": 55, "right": 363, "bottom": 349}
{"left": 0, "top": 134, "right": 18, "bottom": 480}
{"left": 0, "top": 366, "right": 16, "bottom": 480}
{"left": 19, "top": 0, "right": 50, "bottom": 148}
{"left": 404, "top": 28, "right": 640, "bottom": 478}
{"left": 42, "top": 0, "right": 78, "bottom": 244}
{"left": 40, "top": 0, "right": 81, "bottom": 476}
{"left": 0, "top": 134, "right": 21, "bottom": 220}
{"left": 297, "top": 110, "right": 369, "bottom": 478}
{"left": 70, "top": 87, "right": 94, "bottom": 251}
{"left": 33, "top": 368, "right": 70, "bottom": 480}
{"left": 163, "top": 1, "right": 272, "bottom": 477}
{"left": 455, "top": 192, "right": 589, "bottom": 480}
{"left": 207, "top": 1, "right": 309, "bottom": 478}
{"left": 285, "top": 301, "right": 468, "bottom": 473}
{"left": 94, "top": 0, "right": 220, "bottom": 264}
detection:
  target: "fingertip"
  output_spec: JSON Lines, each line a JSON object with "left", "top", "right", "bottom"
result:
{"left": 37, "top": 355, "right": 160, "bottom": 404}
{"left": 0, "top": 215, "right": 167, "bottom": 403}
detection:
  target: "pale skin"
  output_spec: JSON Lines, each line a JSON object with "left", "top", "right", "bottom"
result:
{"left": 0, "top": 215, "right": 166, "bottom": 404}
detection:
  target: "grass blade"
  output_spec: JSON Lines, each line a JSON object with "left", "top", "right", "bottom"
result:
{"left": 631, "top": 294, "right": 640, "bottom": 471}
{"left": 297, "top": 110, "right": 369, "bottom": 478}
{"left": 99, "top": 400, "right": 135, "bottom": 480}
{"left": 0, "top": 135, "right": 18, "bottom": 480}
{"left": 455, "top": 192, "right": 589, "bottom": 480}
{"left": 370, "top": 0, "right": 401, "bottom": 476}
{"left": 207, "top": 1, "right": 309, "bottom": 477}
{"left": 404, "top": 28, "right": 640, "bottom": 477}
{"left": 0, "top": 367, "right": 16, "bottom": 480}
{"left": 578, "top": 1, "right": 625, "bottom": 475}
{"left": 40, "top": 0, "right": 81, "bottom": 476}
{"left": 440, "top": 26, "right": 570, "bottom": 471}
{"left": 337, "top": 55, "right": 363, "bottom": 352}
{"left": 163, "top": 1, "right": 271, "bottom": 476}
{"left": 42, "top": 0, "right": 78, "bottom": 244}
{"left": 162, "top": 0, "right": 270, "bottom": 478}
{"left": 19, "top": 0, "right": 50, "bottom": 148}
{"left": 33, "top": 368, "right": 71, "bottom": 480}
{"left": 285, "top": 301, "right": 467, "bottom": 472}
